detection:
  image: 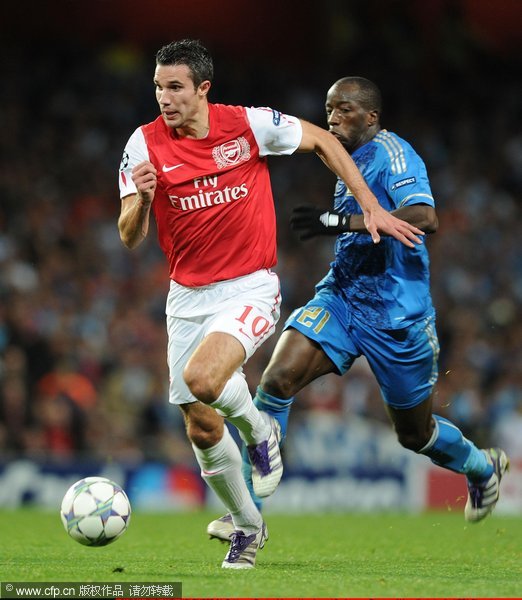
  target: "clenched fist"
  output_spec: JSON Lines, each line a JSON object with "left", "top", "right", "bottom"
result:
{"left": 132, "top": 161, "right": 157, "bottom": 206}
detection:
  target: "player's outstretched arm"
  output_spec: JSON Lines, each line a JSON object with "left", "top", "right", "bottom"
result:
{"left": 291, "top": 204, "right": 438, "bottom": 241}
{"left": 297, "top": 120, "right": 424, "bottom": 248}
{"left": 118, "top": 161, "right": 157, "bottom": 249}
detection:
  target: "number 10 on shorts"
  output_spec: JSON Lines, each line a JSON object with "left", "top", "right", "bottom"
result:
{"left": 236, "top": 305, "right": 271, "bottom": 339}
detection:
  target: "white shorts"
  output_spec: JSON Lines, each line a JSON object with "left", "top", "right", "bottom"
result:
{"left": 166, "top": 269, "right": 281, "bottom": 405}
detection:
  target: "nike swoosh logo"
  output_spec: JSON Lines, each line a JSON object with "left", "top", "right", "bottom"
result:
{"left": 202, "top": 467, "right": 227, "bottom": 476}
{"left": 162, "top": 163, "right": 185, "bottom": 172}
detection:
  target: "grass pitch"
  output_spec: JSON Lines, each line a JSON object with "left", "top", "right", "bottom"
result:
{"left": 0, "top": 509, "right": 521, "bottom": 598}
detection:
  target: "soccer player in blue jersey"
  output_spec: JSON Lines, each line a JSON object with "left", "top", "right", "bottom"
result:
{"left": 207, "top": 76, "right": 509, "bottom": 541}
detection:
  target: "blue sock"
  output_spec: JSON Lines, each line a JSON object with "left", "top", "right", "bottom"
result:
{"left": 241, "top": 444, "right": 263, "bottom": 511}
{"left": 240, "top": 387, "right": 294, "bottom": 511}
{"left": 420, "top": 415, "right": 493, "bottom": 482}
{"left": 253, "top": 386, "right": 294, "bottom": 440}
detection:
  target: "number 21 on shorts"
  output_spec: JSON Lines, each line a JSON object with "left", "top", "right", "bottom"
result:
{"left": 296, "top": 306, "right": 331, "bottom": 334}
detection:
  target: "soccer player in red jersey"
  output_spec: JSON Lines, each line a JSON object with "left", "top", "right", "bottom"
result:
{"left": 118, "top": 39, "right": 423, "bottom": 568}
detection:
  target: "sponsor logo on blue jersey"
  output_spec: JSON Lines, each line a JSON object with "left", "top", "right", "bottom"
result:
{"left": 272, "top": 109, "right": 281, "bottom": 126}
{"left": 391, "top": 177, "right": 416, "bottom": 191}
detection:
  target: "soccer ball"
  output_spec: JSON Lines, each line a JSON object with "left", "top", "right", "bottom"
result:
{"left": 60, "top": 476, "right": 131, "bottom": 546}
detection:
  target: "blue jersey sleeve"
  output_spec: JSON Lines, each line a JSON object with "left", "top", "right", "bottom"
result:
{"left": 373, "top": 131, "right": 435, "bottom": 209}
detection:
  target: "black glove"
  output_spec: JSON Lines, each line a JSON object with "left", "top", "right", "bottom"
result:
{"left": 290, "top": 205, "right": 351, "bottom": 240}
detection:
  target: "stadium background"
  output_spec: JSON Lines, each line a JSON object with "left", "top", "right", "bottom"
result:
{"left": 0, "top": 0, "right": 520, "bottom": 514}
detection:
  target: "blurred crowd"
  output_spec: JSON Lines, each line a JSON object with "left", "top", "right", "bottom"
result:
{"left": 0, "top": 4, "right": 521, "bottom": 466}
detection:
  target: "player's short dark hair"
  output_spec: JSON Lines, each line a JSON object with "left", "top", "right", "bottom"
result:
{"left": 156, "top": 39, "right": 214, "bottom": 88}
{"left": 336, "top": 76, "right": 382, "bottom": 114}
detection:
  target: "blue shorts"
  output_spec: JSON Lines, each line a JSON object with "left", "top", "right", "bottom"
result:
{"left": 284, "top": 288, "right": 439, "bottom": 409}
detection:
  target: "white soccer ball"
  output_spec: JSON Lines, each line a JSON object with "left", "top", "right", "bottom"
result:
{"left": 60, "top": 476, "right": 131, "bottom": 546}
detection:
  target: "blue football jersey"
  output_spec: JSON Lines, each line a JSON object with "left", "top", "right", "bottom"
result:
{"left": 318, "top": 129, "right": 436, "bottom": 329}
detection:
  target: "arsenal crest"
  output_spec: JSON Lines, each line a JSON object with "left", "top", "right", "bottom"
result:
{"left": 212, "top": 137, "right": 251, "bottom": 169}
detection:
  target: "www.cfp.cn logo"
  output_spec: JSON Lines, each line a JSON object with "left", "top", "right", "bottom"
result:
{"left": 212, "top": 137, "right": 250, "bottom": 169}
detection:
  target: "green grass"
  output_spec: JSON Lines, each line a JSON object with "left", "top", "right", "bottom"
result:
{"left": 1, "top": 509, "right": 521, "bottom": 598}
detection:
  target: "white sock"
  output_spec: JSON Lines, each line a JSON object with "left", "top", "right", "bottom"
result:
{"left": 211, "top": 372, "right": 269, "bottom": 445}
{"left": 192, "top": 427, "right": 262, "bottom": 534}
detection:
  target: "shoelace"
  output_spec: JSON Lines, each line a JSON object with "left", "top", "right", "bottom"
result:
{"left": 227, "top": 531, "right": 256, "bottom": 562}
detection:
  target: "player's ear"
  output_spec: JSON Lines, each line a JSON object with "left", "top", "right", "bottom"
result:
{"left": 368, "top": 109, "right": 379, "bottom": 127}
{"left": 198, "top": 80, "right": 211, "bottom": 98}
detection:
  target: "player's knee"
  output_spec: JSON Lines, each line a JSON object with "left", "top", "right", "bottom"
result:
{"left": 396, "top": 429, "right": 431, "bottom": 452}
{"left": 183, "top": 365, "right": 221, "bottom": 404}
{"left": 260, "top": 364, "right": 299, "bottom": 399}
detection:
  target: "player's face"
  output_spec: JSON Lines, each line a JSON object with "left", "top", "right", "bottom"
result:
{"left": 154, "top": 64, "right": 209, "bottom": 130}
{"left": 325, "top": 83, "right": 374, "bottom": 153}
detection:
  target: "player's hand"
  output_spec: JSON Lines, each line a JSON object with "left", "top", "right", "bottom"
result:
{"left": 363, "top": 205, "right": 424, "bottom": 248}
{"left": 290, "top": 205, "right": 350, "bottom": 240}
{"left": 131, "top": 161, "right": 157, "bottom": 206}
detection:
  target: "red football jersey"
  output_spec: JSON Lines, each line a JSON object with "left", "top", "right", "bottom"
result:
{"left": 119, "top": 103, "right": 302, "bottom": 287}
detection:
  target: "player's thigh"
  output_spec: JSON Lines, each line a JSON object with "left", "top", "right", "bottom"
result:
{"left": 167, "top": 314, "right": 207, "bottom": 405}
{"left": 166, "top": 270, "right": 280, "bottom": 405}
{"left": 261, "top": 328, "right": 337, "bottom": 397}
{"left": 204, "top": 270, "right": 281, "bottom": 362}
{"left": 184, "top": 331, "right": 246, "bottom": 401}
{"left": 358, "top": 315, "right": 440, "bottom": 409}
{"left": 281, "top": 291, "right": 360, "bottom": 377}
{"left": 167, "top": 318, "right": 247, "bottom": 403}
